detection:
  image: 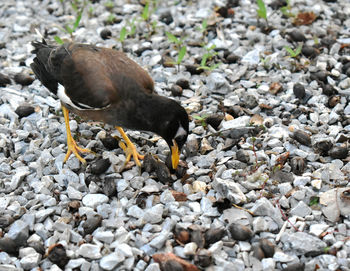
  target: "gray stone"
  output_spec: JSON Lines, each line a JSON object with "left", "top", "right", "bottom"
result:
{"left": 250, "top": 198, "right": 284, "bottom": 227}
{"left": 206, "top": 73, "right": 230, "bottom": 94}
{"left": 145, "top": 263, "right": 161, "bottom": 271}
{"left": 82, "top": 194, "right": 109, "bottom": 208}
{"left": 290, "top": 201, "right": 312, "bottom": 217}
{"left": 77, "top": 244, "right": 102, "bottom": 259}
{"left": 7, "top": 219, "right": 29, "bottom": 246}
{"left": 99, "top": 252, "right": 125, "bottom": 270}
{"left": 212, "top": 178, "right": 246, "bottom": 204}
{"left": 143, "top": 204, "right": 163, "bottom": 224}
{"left": 280, "top": 232, "right": 327, "bottom": 256}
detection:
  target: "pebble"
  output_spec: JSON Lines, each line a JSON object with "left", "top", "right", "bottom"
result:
{"left": 0, "top": 73, "right": 11, "bottom": 86}
{"left": 13, "top": 73, "right": 34, "bottom": 86}
{"left": 90, "top": 158, "right": 111, "bottom": 175}
{"left": 228, "top": 223, "right": 253, "bottom": 241}
{"left": 15, "top": 105, "right": 35, "bottom": 118}
{"left": 82, "top": 194, "right": 109, "bottom": 208}
{"left": 99, "top": 252, "right": 125, "bottom": 270}
{"left": 77, "top": 244, "right": 102, "bottom": 259}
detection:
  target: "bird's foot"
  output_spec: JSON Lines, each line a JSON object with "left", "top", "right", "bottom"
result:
{"left": 118, "top": 140, "right": 144, "bottom": 167}
{"left": 64, "top": 136, "right": 94, "bottom": 164}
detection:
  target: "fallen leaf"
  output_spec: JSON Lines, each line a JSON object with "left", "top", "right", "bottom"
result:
{"left": 269, "top": 82, "right": 283, "bottom": 94}
{"left": 259, "top": 103, "right": 273, "bottom": 110}
{"left": 294, "top": 12, "right": 317, "bottom": 25}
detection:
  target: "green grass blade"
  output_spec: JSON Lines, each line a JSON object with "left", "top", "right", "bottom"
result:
{"left": 73, "top": 9, "right": 83, "bottom": 31}
{"left": 54, "top": 36, "right": 64, "bottom": 45}
{"left": 120, "top": 27, "right": 127, "bottom": 42}
{"left": 165, "top": 31, "right": 179, "bottom": 44}
{"left": 141, "top": 1, "right": 149, "bottom": 21}
{"left": 284, "top": 45, "right": 295, "bottom": 56}
{"left": 177, "top": 46, "right": 186, "bottom": 64}
{"left": 257, "top": 0, "right": 267, "bottom": 19}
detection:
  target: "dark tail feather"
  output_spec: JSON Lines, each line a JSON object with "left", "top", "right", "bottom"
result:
{"left": 31, "top": 41, "right": 58, "bottom": 94}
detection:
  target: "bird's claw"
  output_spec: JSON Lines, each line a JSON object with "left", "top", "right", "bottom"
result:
{"left": 119, "top": 141, "right": 144, "bottom": 167}
{"left": 64, "top": 136, "right": 95, "bottom": 164}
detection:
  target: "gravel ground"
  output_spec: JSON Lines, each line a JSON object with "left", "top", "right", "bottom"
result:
{"left": 0, "top": 0, "right": 350, "bottom": 270}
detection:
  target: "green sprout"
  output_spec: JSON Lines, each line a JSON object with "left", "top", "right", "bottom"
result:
{"left": 119, "top": 19, "right": 137, "bottom": 44}
{"left": 284, "top": 44, "right": 302, "bottom": 58}
{"left": 197, "top": 44, "right": 221, "bottom": 71}
{"left": 193, "top": 115, "right": 208, "bottom": 127}
{"left": 104, "top": 1, "right": 114, "bottom": 11}
{"left": 141, "top": 1, "right": 150, "bottom": 21}
{"left": 165, "top": 31, "right": 187, "bottom": 70}
{"left": 256, "top": 0, "right": 268, "bottom": 26}
{"left": 309, "top": 196, "right": 319, "bottom": 206}
{"left": 280, "top": 0, "right": 294, "bottom": 17}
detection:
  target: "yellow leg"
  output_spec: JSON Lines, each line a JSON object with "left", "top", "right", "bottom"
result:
{"left": 62, "top": 106, "right": 93, "bottom": 164}
{"left": 116, "top": 127, "right": 144, "bottom": 167}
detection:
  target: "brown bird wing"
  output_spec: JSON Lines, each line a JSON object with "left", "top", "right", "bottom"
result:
{"left": 59, "top": 43, "right": 154, "bottom": 109}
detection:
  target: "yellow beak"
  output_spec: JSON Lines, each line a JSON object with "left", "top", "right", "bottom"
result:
{"left": 171, "top": 139, "right": 180, "bottom": 169}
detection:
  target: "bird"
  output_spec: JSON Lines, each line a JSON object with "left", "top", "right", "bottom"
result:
{"left": 30, "top": 40, "right": 189, "bottom": 170}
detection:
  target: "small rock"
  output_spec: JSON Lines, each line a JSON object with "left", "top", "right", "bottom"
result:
{"left": 0, "top": 237, "right": 19, "bottom": 254}
{"left": 309, "top": 223, "right": 329, "bottom": 237}
{"left": 99, "top": 252, "right": 125, "bottom": 270}
{"left": 280, "top": 232, "right": 327, "bottom": 256}
{"left": 77, "top": 244, "right": 102, "bottom": 259}
{"left": 171, "top": 84, "right": 183, "bottom": 97}
{"left": 322, "top": 84, "right": 337, "bottom": 96}
{"left": 290, "top": 157, "right": 306, "bottom": 175}
{"left": 19, "top": 247, "right": 41, "bottom": 270}
{"left": 185, "top": 64, "right": 202, "bottom": 75}
{"left": 288, "top": 30, "right": 306, "bottom": 42}
{"left": 206, "top": 114, "right": 224, "bottom": 130}
{"left": 155, "top": 160, "right": 171, "bottom": 183}
{"left": 206, "top": 72, "right": 229, "bottom": 94}
{"left": 183, "top": 242, "right": 198, "bottom": 256}
{"left": 310, "top": 71, "right": 328, "bottom": 83}
{"left": 100, "top": 28, "right": 112, "bottom": 39}
{"left": 7, "top": 219, "right": 29, "bottom": 246}
{"left": 101, "top": 136, "right": 119, "bottom": 150}
{"left": 328, "top": 146, "right": 348, "bottom": 159}
{"left": 226, "top": 53, "right": 240, "bottom": 64}
{"left": 293, "top": 130, "right": 311, "bottom": 146}
{"left": 228, "top": 223, "right": 253, "bottom": 241}
{"left": 302, "top": 45, "right": 318, "bottom": 58}
{"left": 83, "top": 214, "right": 102, "bottom": 235}
{"left": 159, "top": 10, "right": 173, "bottom": 24}
{"left": 0, "top": 214, "right": 15, "bottom": 228}
{"left": 0, "top": 73, "right": 11, "bottom": 87}
{"left": 282, "top": 262, "right": 305, "bottom": 271}
{"left": 194, "top": 248, "right": 212, "bottom": 268}
{"left": 204, "top": 228, "right": 226, "bottom": 247}
{"left": 290, "top": 201, "right": 312, "bottom": 217}
{"left": 82, "top": 194, "right": 109, "bottom": 208}
{"left": 293, "top": 83, "right": 305, "bottom": 99}
{"left": 236, "top": 149, "right": 250, "bottom": 163}
{"left": 176, "top": 78, "right": 190, "bottom": 89}
{"left": 90, "top": 158, "right": 111, "bottom": 175}
{"left": 14, "top": 73, "right": 34, "bottom": 86}
{"left": 328, "top": 96, "right": 340, "bottom": 108}
{"left": 102, "top": 178, "right": 117, "bottom": 197}
{"left": 259, "top": 239, "right": 275, "bottom": 258}
{"left": 47, "top": 244, "right": 69, "bottom": 269}
{"left": 162, "top": 260, "right": 184, "bottom": 271}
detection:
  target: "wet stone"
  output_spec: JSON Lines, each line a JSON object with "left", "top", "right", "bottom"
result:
{"left": 90, "top": 158, "right": 111, "bottom": 175}
{"left": 14, "top": 73, "right": 34, "bottom": 86}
